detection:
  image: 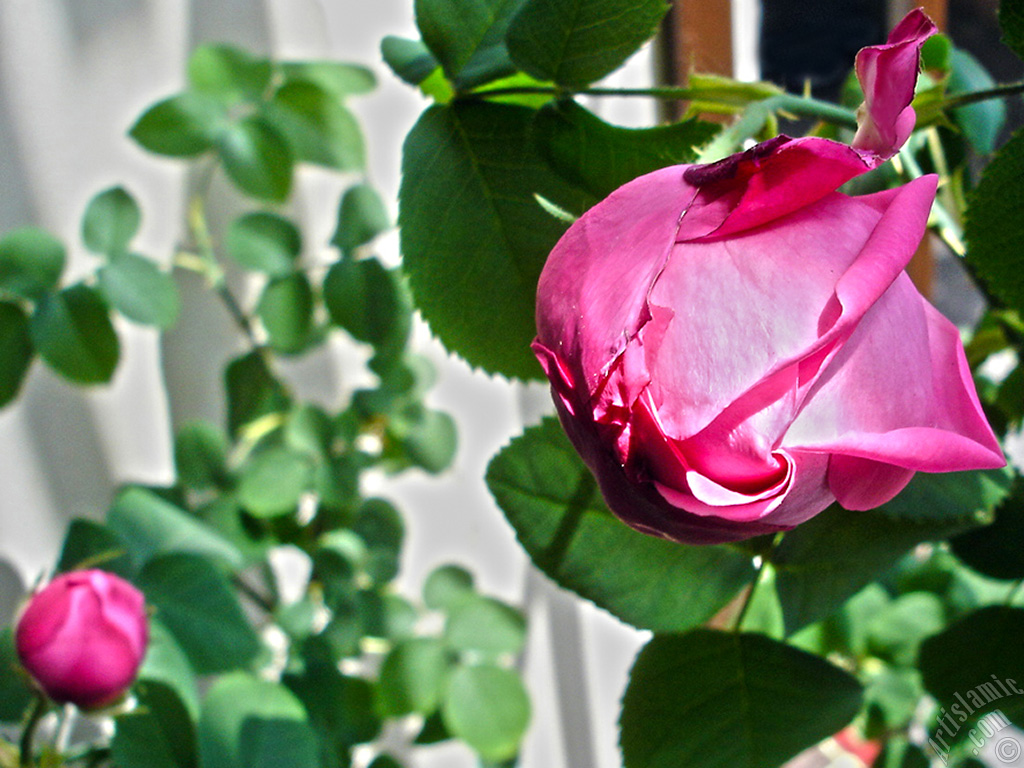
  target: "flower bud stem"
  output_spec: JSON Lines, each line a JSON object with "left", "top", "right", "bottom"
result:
{"left": 938, "top": 80, "right": 1024, "bottom": 111}
{"left": 732, "top": 556, "right": 770, "bottom": 633}
{"left": 19, "top": 694, "right": 48, "bottom": 768}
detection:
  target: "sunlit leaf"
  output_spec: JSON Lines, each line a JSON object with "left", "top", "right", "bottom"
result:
{"left": 399, "top": 102, "right": 589, "bottom": 378}
{"left": 507, "top": 0, "right": 669, "bottom": 87}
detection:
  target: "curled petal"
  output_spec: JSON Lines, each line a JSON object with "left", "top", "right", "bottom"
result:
{"left": 787, "top": 278, "right": 1005, "bottom": 473}
{"left": 851, "top": 8, "right": 937, "bottom": 159}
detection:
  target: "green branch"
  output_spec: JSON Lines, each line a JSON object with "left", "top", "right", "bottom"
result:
{"left": 463, "top": 84, "right": 859, "bottom": 128}
{"left": 939, "top": 80, "right": 1024, "bottom": 111}
{"left": 19, "top": 694, "right": 47, "bottom": 768}
{"left": 733, "top": 556, "right": 770, "bottom": 632}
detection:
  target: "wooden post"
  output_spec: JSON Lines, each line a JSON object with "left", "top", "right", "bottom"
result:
{"left": 668, "top": 0, "right": 734, "bottom": 79}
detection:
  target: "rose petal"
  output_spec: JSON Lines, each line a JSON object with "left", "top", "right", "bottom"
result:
{"left": 535, "top": 166, "right": 692, "bottom": 398}
{"left": 643, "top": 191, "right": 884, "bottom": 441}
{"left": 852, "top": 8, "right": 937, "bottom": 160}
{"left": 787, "top": 276, "right": 1004, "bottom": 472}
{"left": 678, "top": 137, "right": 872, "bottom": 241}
{"left": 827, "top": 455, "right": 916, "bottom": 510}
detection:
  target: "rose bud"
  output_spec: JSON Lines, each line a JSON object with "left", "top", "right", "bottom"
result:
{"left": 15, "top": 569, "right": 149, "bottom": 709}
{"left": 533, "top": 9, "right": 1004, "bottom": 545}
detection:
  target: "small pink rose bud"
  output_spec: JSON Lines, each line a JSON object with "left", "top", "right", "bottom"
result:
{"left": 15, "top": 569, "right": 148, "bottom": 709}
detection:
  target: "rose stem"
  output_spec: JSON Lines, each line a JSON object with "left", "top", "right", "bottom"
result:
{"left": 732, "top": 555, "right": 771, "bottom": 633}
{"left": 19, "top": 694, "right": 48, "bottom": 768}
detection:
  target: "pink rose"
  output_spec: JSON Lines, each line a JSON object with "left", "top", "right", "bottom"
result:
{"left": 16, "top": 569, "right": 149, "bottom": 709}
{"left": 533, "top": 10, "right": 1004, "bottom": 545}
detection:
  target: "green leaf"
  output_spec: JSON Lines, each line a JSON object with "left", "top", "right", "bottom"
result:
{"left": 472, "top": 71, "right": 556, "bottom": 108}
{"left": 224, "top": 350, "right": 291, "bottom": 438}
{"left": 323, "top": 257, "right": 410, "bottom": 356}
{"left": 138, "top": 553, "right": 260, "bottom": 674}
{"left": 226, "top": 212, "right": 302, "bottom": 277}
{"left": 257, "top": 272, "right": 314, "bottom": 354}
{"left": 199, "top": 673, "right": 318, "bottom": 768}
{"left": 877, "top": 739, "right": 931, "bottom": 768}
{"left": 0, "top": 302, "right": 32, "bottom": 408}
{"left": 138, "top": 618, "right": 199, "bottom": 720}
{"left": 31, "top": 283, "right": 119, "bottom": 384}
{"left": 919, "top": 607, "right": 1024, "bottom": 727}
{"left": 0, "top": 226, "right": 65, "bottom": 300}
{"left": 965, "top": 128, "right": 1024, "bottom": 314}
{"left": 332, "top": 184, "right": 390, "bottom": 253}
{"left": 0, "top": 628, "right": 32, "bottom": 722}
{"left": 619, "top": 630, "right": 863, "bottom": 768}
{"left": 414, "top": 0, "right": 525, "bottom": 89}
{"left": 488, "top": 419, "right": 754, "bottom": 632}
{"left": 952, "top": 478, "right": 1024, "bottom": 580}
{"left": 284, "top": 662, "right": 381, "bottom": 759}
{"left": 82, "top": 186, "right": 142, "bottom": 256}
{"left": 197, "top": 496, "right": 272, "bottom": 565}
{"left": 507, "top": 0, "right": 669, "bottom": 87}
{"left": 284, "top": 404, "right": 333, "bottom": 462}
{"left": 217, "top": 116, "right": 293, "bottom": 202}
{"left": 280, "top": 61, "right": 376, "bottom": 97}
{"left": 381, "top": 36, "right": 441, "bottom": 87}
{"left": 424, "top": 564, "right": 475, "bottom": 611}
{"left": 948, "top": 49, "right": 1005, "bottom": 155}
{"left": 881, "top": 467, "right": 1013, "bottom": 524}
{"left": 112, "top": 681, "right": 197, "bottom": 768}
{"left": 265, "top": 81, "right": 366, "bottom": 170}
{"left": 98, "top": 253, "right": 180, "bottom": 328}
{"left": 441, "top": 664, "right": 530, "bottom": 762}
{"left": 864, "top": 667, "right": 924, "bottom": 734}
{"left": 414, "top": 710, "right": 452, "bottom": 745}
{"left": 445, "top": 596, "right": 525, "bottom": 659}
{"left": 1000, "top": 0, "right": 1024, "bottom": 62}
{"left": 57, "top": 518, "right": 133, "bottom": 576}
{"left": 376, "top": 637, "right": 450, "bottom": 717}
{"left": 534, "top": 100, "right": 719, "bottom": 199}
{"left": 353, "top": 498, "right": 404, "bottom": 584}
{"left": 187, "top": 45, "right": 272, "bottom": 105}
{"left": 129, "top": 93, "right": 226, "bottom": 157}
{"left": 107, "top": 485, "right": 242, "bottom": 570}
{"left": 399, "top": 102, "right": 590, "bottom": 379}
{"left": 865, "top": 592, "right": 946, "bottom": 667}
{"left": 175, "top": 421, "right": 229, "bottom": 491}
{"left": 921, "top": 33, "right": 953, "bottom": 72}
{"left": 397, "top": 407, "right": 457, "bottom": 474}
{"left": 237, "top": 445, "right": 314, "bottom": 518}
{"left": 773, "top": 504, "right": 982, "bottom": 635}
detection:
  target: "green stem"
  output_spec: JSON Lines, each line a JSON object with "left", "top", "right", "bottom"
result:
{"left": 232, "top": 574, "right": 276, "bottom": 616}
{"left": 53, "top": 704, "right": 74, "bottom": 754}
{"left": 938, "top": 80, "right": 1024, "bottom": 111}
{"left": 464, "top": 85, "right": 859, "bottom": 128}
{"left": 19, "top": 694, "right": 48, "bottom": 768}
{"left": 733, "top": 556, "right": 770, "bottom": 632}
{"left": 1007, "top": 578, "right": 1024, "bottom": 606}
{"left": 184, "top": 162, "right": 261, "bottom": 348}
